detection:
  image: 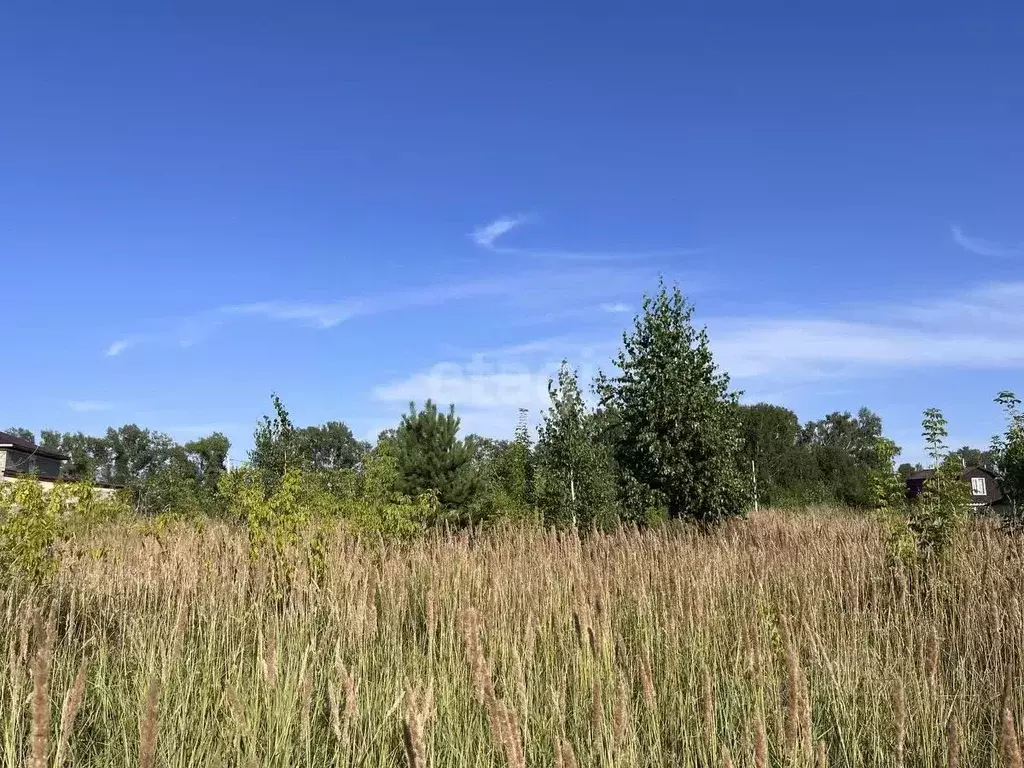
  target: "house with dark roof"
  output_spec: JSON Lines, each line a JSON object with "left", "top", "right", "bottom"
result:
{"left": 906, "top": 465, "right": 1004, "bottom": 510}
{"left": 0, "top": 431, "right": 69, "bottom": 487}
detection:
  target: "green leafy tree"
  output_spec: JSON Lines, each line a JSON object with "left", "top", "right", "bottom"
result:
{"left": 588, "top": 405, "right": 665, "bottom": 524}
{"left": 4, "top": 427, "right": 35, "bottom": 443}
{"left": 185, "top": 432, "right": 231, "bottom": 495}
{"left": 952, "top": 445, "right": 996, "bottom": 471}
{"left": 470, "top": 422, "right": 537, "bottom": 522}
{"left": 250, "top": 393, "right": 300, "bottom": 481}
{"left": 104, "top": 424, "right": 177, "bottom": 511}
{"left": 391, "top": 400, "right": 480, "bottom": 510}
{"left": 871, "top": 438, "right": 907, "bottom": 512}
{"left": 598, "top": 281, "right": 744, "bottom": 523}
{"left": 736, "top": 403, "right": 805, "bottom": 507}
{"left": 535, "top": 363, "right": 617, "bottom": 528}
{"left": 992, "top": 390, "right": 1024, "bottom": 526}
{"left": 897, "top": 462, "right": 922, "bottom": 480}
{"left": 294, "top": 422, "right": 368, "bottom": 471}
{"left": 912, "top": 408, "right": 969, "bottom": 559}
{"left": 141, "top": 432, "right": 233, "bottom": 516}
{"left": 250, "top": 396, "right": 365, "bottom": 498}
{"left": 39, "top": 431, "right": 110, "bottom": 482}
{"left": 800, "top": 408, "right": 885, "bottom": 507}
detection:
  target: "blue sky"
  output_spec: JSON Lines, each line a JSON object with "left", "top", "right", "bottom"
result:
{"left": 2, "top": 2, "right": 1022, "bottom": 464}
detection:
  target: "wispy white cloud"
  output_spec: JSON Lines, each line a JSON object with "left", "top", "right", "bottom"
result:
{"left": 106, "top": 338, "right": 136, "bottom": 357}
{"left": 221, "top": 300, "right": 363, "bottom": 329}
{"left": 105, "top": 265, "right": 664, "bottom": 357}
{"left": 600, "top": 302, "right": 631, "bottom": 314}
{"left": 712, "top": 319, "right": 1024, "bottom": 380}
{"left": 104, "top": 278, "right": 516, "bottom": 356}
{"left": 892, "top": 282, "right": 1024, "bottom": 331}
{"left": 471, "top": 213, "right": 704, "bottom": 262}
{"left": 377, "top": 278, "right": 1024, "bottom": 438}
{"left": 375, "top": 362, "right": 552, "bottom": 410}
{"left": 373, "top": 337, "right": 614, "bottom": 422}
{"left": 951, "top": 225, "right": 1023, "bottom": 258}
{"left": 710, "top": 280, "right": 1024, "bottom": 383}
{"left": 67, "top": 400, "right": 114, "bottom": 413}
{"left": 221, "top": 279, "right": 516, "bottom": 330}
{"left": 470, "top": 215, "right": 528, "bottom": 249}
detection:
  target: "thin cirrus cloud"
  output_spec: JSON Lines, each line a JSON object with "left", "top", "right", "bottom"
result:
{"left": 600, "top": 302, "right": 632, "bottom": 314}
{"left": 470, "top": 215, "right": 530, "bottom": 249}
{"left": 710, "top": 319, "right": 1024, "bottom": 380}
{"left": 106, "top": 338, "right": 137, "bottom": 357}
{"left": 951, "top": 225, "right": 1023, "bottom": 258}
{"left": 375, "top": 280, "right": 1024, "bottom": 419}
{"left": 470, "top": 214, "right": 704, "bottom": 262}
{"left": 373, "top": 335, "right": 615, "bottom": 413}
{"left": 104, "top": 264, "right": 659, "bottom": 358}
{"left": 708, "top": 280, "right": 1024, "bottom": 381}
{"left": 103, "top": 217, "right": 683, "bottom": 358}
{"left": 374, "top": 363, "right": 553, "bottom": 410}
{"left": 104, "top": 278, "right": 515, "bottom": 357}
{"left": 220, "top": 299, "right": 364, "bottom": 329}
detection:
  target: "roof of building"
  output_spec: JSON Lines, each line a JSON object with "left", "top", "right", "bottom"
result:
{"left": 907, "top": 465, "right": 998, "bottom": 482}
{"left": 0, "top": 432, "right": 69, "bottom": 461}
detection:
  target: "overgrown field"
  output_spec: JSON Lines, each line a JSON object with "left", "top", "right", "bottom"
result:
{"left": 3, "top": 510, "right": 1024, "bottom": 767}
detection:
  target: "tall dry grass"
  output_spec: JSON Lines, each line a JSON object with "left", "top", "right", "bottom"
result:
{"left": 1, "top": 508, "right": 1023, "bottom": 767}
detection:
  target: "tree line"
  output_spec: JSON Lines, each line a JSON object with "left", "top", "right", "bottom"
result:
{"left": 7, "top": 281, "right": 1024, "bottom": 530}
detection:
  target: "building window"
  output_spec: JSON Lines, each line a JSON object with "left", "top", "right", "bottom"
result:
{"left": 971, "top": 477, "right": 987, "bottom": 496}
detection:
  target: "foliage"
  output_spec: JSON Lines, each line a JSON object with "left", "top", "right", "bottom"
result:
{"left": 0, "top": 479, "right": 127, "bottom": 585}
{"left": 223, "top": 467, "right": 326, "bottom": 563}
{"left": 992, "top": 390, "right": 1024, "bottom": 529}
{"left": 4, "top": 426, "right": 35, "bottom": 442}
{"left": 736, "top": 403, "right": 805, "bottom": 507}
{"left": 294, "top": 421, "right": 368, "bottom": 472}
{"left": 875, "top": 409, "right": 971, "bottom": 564}
{"left": 871, "top": 437, "right": 918, "bottom": 563}
{"left": 952, "top": 445, "right": 996, "bottom": 471}
{"left": 799, "top": 408, "right": 885, "bottom": 507}
{"left": 897, "top": 462, "right": 921, "bottom": 480}
{"left": 250, "top": 393, "right": 300, "bottom": 482}
{"left": 348, "top": 444, "right": 440, "bottom": 536}
{"left": 40, "top": 430, "right": 112, "bottom": 482}
{"left": 534, "top": 362, "right": 617, "bottom": 528}
{"left": 469, "top": 431, "right": 538, "bottom": 525}
{"left": 598, "top": 280, "right": 744, "bottom": 522}
{"left": 389, "top": 400, "right": 480, "bottom": 509}
{"left": 903, "top": 409, "right": 969, "bottom": 563}
{"left": 870, "top": 437, "right": 907, "bottom": 513}
{"left": 0, "top": 478, "right": 67, "bottom": 584}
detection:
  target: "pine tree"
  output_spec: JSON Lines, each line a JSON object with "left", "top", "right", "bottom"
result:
{"left": 391, "top": 400, "right": 480, "bottom": 509}
{"left": 598, "top": 280, "right": 744, "bottom": 523}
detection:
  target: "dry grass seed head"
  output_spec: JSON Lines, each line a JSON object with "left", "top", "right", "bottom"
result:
{"left": 54, "top": 656, "right": 89, "bottom": 768}
{"left": 753, "top": 709, "right": 767, "bottom": 768}
{"left": 557, "top": 737, "right": 579, "bottom": 768}
{"left": 28, "top": 611, "right": 57, "bottom": 768}
{"left": 403, "top": 686, "right": 432, "bottom": 768}
{"left": 1003, "top": 705, "right": 1023, "bottom": 768}
{"left": 814, "top": 739, "right": 829, "bottom": 768}
{"left": 139, "top": 677, "right": 161, "bottom": 768}
{"left": 946, "top": 715, "right": 960, "bottom": 768}
{"left": 895, "top": 680, "right": 906, "bottom": 768}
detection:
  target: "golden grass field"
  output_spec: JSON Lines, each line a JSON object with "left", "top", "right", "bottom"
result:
{"left": 3, "top": 509, "right": 1023, "bottom": 767}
